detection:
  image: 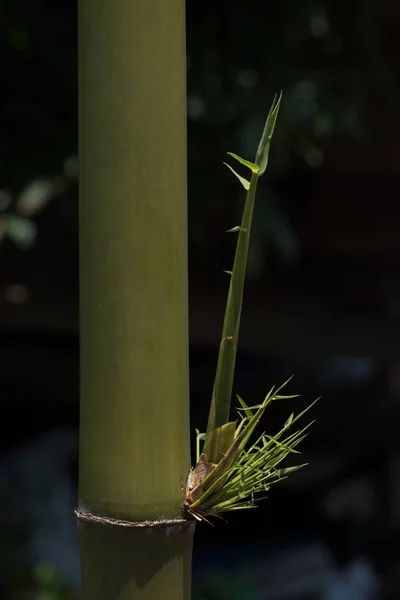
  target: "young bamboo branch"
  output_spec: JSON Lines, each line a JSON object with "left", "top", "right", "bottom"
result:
{"left": 186, "top": 92, "right": 318, "bottom": 521}
{"left": 204, "top": 93, "right": 283, "bottom": 462}
{"left": 205, "top": 171, "right": 259, "bottom": 439}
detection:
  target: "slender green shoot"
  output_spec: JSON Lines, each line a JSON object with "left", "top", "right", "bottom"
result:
{"left": 185, "top": 92, "right": 319, "bottom": 522}
{"left": 204, "top": 93, "right": 283, "bottom": 462}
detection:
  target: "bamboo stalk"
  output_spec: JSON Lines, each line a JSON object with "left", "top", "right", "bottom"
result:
{"left": 78, "top": 0, "right": 193, "bottom": 598}
{"left": 77, "top": 512, "right": 194, "bottom": 600}
{"left": 204, "top": 94, "right": 282, "bottom": 463}
{"left": 205, "top": 172, "right": 259, "bottom": 440}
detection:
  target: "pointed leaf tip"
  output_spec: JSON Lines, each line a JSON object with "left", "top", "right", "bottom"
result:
{"left": 254, "top": 90, "right": 283, "bottom": 176}
{"left": 226, "top": 226, "right": 243, "bottom": 233}
{"left": 227, "top": 152, "right": 259, "bottom": 174}
{"left": 223, "top": 163, "right": 251, "bottom": 190}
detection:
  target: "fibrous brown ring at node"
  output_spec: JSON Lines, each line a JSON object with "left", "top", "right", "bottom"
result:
{"left": 75, "top": 508, "right": 192, "bottom": 529}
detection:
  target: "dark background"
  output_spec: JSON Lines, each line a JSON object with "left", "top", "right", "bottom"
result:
{"left": 1, "top": 1, "right": 400, "bottom": 598}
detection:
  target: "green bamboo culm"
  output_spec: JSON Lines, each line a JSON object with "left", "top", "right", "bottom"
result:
{"left": 77, "top": 1, "right": 194, "bottom": 599}
{"left": 204, "top": 93, "right": 282, "bottom": 463}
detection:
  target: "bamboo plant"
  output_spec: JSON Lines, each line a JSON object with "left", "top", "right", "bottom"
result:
{"left": 183, "top": 93, "right": 316, "bottom": 523}
{"left": 77, "top": 1, "right": 316, "bottom": 598}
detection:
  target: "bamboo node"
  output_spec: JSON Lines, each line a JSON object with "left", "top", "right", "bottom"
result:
{"left": 74, "top": 508, "right": 191, "bottom": 529}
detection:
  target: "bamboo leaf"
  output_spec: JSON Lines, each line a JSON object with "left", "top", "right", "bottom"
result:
{"left": 195, "top": 429, "right": 207, "bottom": 462}
{"left": 236, "top": 395, "right": 253, "bottom": 419}
{"left": 224, "top": 162, "right": 251, "bottom": 190}
{"left": 227, "top": 152, "right": 259, "bottom": 173}
{"left": 191, "top": 392, "right": 276, "bottom": 509}
{"left": 254, "top": 91, "right": 283, "bottom": 176}
{"left": 188, "top": 388, "right": 318, "bottom": 518}
{"left": 226, "top": 226, "right": 244, "bottom": 233}
{"left": 285, "top": 413, "right": 294, "bottom": 427}
{"left": 238, "top": 471, "right": 246, "bottom": 498}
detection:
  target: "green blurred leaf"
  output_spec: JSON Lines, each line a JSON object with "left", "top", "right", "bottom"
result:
{"left": 223, "top": 162, "right": 250, "bottom": 190}
{"left": 226, "top": 152, "right": 259, "bottom": 173}
{"left": 225, "top": 226, "right": 243, "bottom": 233}
{"left": 254, "top": 91, "right": 283, "bottom": 175}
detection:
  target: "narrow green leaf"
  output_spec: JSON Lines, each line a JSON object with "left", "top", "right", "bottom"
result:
{"left": 226, "top": 226, "right": 243, "bottom": 233}
{"left": 224, "top": 162, "right": 251, "bottom": 190}
{"left": 189, "top": 392, "right": 317, "bottom": 516}
{"left": 236, "top": 395, "right": 253, "bottom": 420}
{"left": 285, "top": 413, "right": 294, "bottom": 427}
{"left": 234, "top": 415, "right": 247, "bottom": 439}
{"left": 196, "top": 429, "right": 207, "bottom": 461}
{"left": 227, "top": 152, "right": 259, "bottom": 173}
{"left": 238, "top": 472, "right": 246, "bottom": 498}
{"left": 278, "top": 464, "right": 308, "bottom": 476}
{"left": 263, "top": 434, "right": 301, "bottom": 454}
{"left": 254, "top": 90, "right": 283, "bottom": 176}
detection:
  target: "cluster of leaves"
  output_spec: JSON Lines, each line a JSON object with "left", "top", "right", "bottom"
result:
{"left": 186, "top": 381, "right": 317, "bottom": 521}
{"left": 185, "top": 94, "right": 318, "bottom": 521}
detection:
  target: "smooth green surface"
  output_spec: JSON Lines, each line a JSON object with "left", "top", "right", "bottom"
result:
{"left": 79, "top": 0, "right": 189, "bottom": 520}
{"left": 254, "top": 92, "right": 282, "bottom": 175}
{"left": 204, "top": 96, "right": 282, "bottom": 458}
{"left": 205, "top": 172, "right": 258, "bottom": 446}
{"left": 79, "top": 520, "right": 195, "bottom": 600}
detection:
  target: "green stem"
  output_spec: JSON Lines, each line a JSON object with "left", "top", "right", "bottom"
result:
{"left": 78, "top": 512, "right": 195, "bottom": 600}
{"left": 205, "top": 172, "right": 259, "bottom": 437}
{"left": 78, "top": 0, "right": 192, "bottom": 598}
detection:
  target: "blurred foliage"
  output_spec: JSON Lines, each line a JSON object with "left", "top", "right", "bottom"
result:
{"left": 0, "top": 0, "right": 398, "bottom": 285}
{"left": 30, "top": 563, "right": 76, "bottom": 600}
{"left": 186, "top": 0, "right": 398, "bottom": 266}
{"left": 0, "top": 484, "right": 76, "bottom": 600}
{"left": 193, "top": 572, "right": 258, "bottom": 600}
{"left": 0, "top": 487, "right": 32, "bottom": 598}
